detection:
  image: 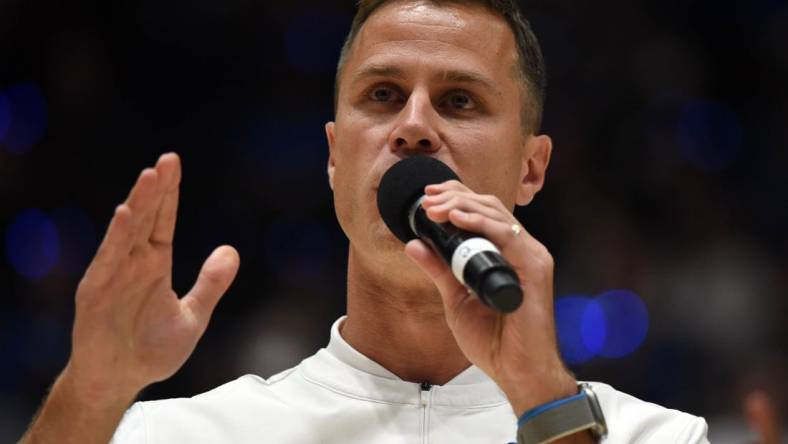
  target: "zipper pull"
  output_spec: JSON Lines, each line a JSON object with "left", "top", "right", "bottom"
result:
{"left": 419, "top": 382, "right": 432, "bottom": 406}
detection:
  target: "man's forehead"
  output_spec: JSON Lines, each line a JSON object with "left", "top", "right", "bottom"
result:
{"left": 374, "top": 1, "right": 473, "bottom": 29}
{"left": 354, "top": 1, "right": 516, "bottom": 64}
{"left": 348, "top": 1, "right": 517, "bottom": 80}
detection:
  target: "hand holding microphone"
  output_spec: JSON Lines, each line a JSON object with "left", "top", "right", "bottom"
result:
{"left": 377, "top": 155, "right": 523, "bottom": 313}
{"left": 378, "top": 155, "right": 577, "bottom": 417}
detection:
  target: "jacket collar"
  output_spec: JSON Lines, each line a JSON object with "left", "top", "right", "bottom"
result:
{"left": 299, "top": 316, "right": 510, "bottom": 407}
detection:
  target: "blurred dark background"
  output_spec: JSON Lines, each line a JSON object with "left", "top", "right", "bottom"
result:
{"left": 1, "top": 0, "right": 787, "bottom": 441}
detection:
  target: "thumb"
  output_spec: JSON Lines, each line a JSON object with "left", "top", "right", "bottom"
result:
{"left": 404, "top": 239, "right": 467, "bottom": 310}
{"left": 182, "top": 245, "right": 240, "bottom": 325}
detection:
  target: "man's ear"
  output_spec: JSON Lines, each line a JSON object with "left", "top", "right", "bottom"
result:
{"left": 516, "top": 134, "right": 552, "bottom": 206}
{"left": 325, "top": 121, "right": 336, "bottom": 190}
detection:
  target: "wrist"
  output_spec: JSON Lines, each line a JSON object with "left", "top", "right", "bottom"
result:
{"left": 501, "top": 369, "right": 578, "bottom": 416}
{"left": 21, "top": 365, "right": 140, "bottom": 444}
{"left": 60, "top": 361, "right": 141, "bottom": 410}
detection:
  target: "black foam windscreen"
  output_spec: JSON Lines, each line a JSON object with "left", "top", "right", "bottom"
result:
{"left": 377, "top": 156, "right": 460, "bottom": 243}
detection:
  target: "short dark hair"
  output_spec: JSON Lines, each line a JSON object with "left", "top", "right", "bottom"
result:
{"left": 334, "top": 0, "right": 547, "bottom": 134}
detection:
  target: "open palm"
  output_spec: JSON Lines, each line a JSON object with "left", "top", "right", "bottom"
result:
{"left": 66, "top": 153, "right": 239, "bottom": 401}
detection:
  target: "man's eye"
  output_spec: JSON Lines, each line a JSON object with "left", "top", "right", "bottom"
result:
{"left": 370, "top": 87, "right": 396, "bottom": 102}
{"left": 446, "top": 92, "right": 475, "bottom": 110}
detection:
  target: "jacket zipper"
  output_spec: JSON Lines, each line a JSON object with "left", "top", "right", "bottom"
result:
{"left": 420, "top": 382, "right": 432, "bottom": 444}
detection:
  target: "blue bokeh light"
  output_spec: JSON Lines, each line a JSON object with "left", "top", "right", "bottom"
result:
{"left": 284, "top": 8, "right": 351, "bottom": 74}
{"left": 0, "top": 91, "right": 10, "bottom": 142}
{"left": 677, "top": 99, "right": 743, "bottom": 172}
{"left": 4, "top": 209, "right": 61, "bottom": 280}
{"left": 555, "top": 295, "right": 597, "bottom": 365}
{"left": 596, "top": 290, "right": 649, "bottom": 358}
{"left": 51, "top": 207, "right": 98, "bottom": 276}
{"left": 556, "top": 290, "right": 649, "bottom": 364}
{"left": 0, "top": 82, "right": 48, "bottom": 155}
{"left": 580, "top": 300, "right": 607, "bottom": 354}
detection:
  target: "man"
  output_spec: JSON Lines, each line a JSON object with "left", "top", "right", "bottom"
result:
{"left": 21, "top": 1, "right": 709, "bottom": 443}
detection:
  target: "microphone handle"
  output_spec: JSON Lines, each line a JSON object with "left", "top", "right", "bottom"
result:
{"left": 411, "top": 203, "right": 523, "bottom": 313}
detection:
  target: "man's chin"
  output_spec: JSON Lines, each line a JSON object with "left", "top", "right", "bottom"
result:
{"left": 378, "top": 246, "right": 439, "bottom": 288}
{"left": 369, "top": 222, "right": 408, "bottom": 249}
{"left": 354, "top": 229, "right": 429, "bottom": 270}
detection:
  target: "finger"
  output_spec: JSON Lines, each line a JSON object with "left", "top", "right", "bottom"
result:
{"left": 150, "top": 153, "right": 182, "bottom": 245}
{"left": 446, "top": 209, "right": 548, "bottom": 271}
{"left": 182, "top": 246, "right": 240, "bottom": 326}
{"left": 84, "top": 204, "right": 134, "bottom": 283}
{"left": 123, "top": 168, "right": 161, "bottom": 248}
{"left": 133, "top": 157, "right": 173, "bottom": 248}
{"left": 425, "top": 180, "right": 467, "bottom": 195}
{"left": 424, "top": 195, "right": 514, "bottom": 226}
{"left": 123, "top": 168, "right": 158, "bottom": 212}
{"left": 86, "top": 165, "right": 157, "bottom": 281}
{"left": 423, "top": 189, "right": 504, "bottom": 211}
{"left": 447, "top": 209, "right": 523, "bottom": 246}
{"left": 404, "top": 239, "right": 468, "bottom": 311}
{"left": 426, "top": 182, "right": 511, "bottom": 212}
{"left": 744, "top": 391, "right": 782, "bottom": 444}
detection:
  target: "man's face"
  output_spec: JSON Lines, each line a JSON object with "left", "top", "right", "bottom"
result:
{"left": 327, "top": 1, "right": 543, "bottom": 269}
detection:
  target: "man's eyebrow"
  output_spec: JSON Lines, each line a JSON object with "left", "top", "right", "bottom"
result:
{"left": 350, "top": 64, "right": 500, "bottom": 95}
{"left": 439, "top": 70, "right": 501, "bottom": 95}
{"left": 351, "top": 64, "right": 407, "bottom": 82}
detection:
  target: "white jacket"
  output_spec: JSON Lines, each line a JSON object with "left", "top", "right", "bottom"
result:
{"left": 111, "top": 317, "right": 709, "bottom": 443}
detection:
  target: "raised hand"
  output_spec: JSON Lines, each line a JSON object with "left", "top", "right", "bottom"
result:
{"left": 404, "top": 180, "right": 576, "bottom": 417}
{"left": 67, "top": 152, "right": 240, "bottom": 401}
{"left": 21, "top": 153, "right": 239, "bottom": 444}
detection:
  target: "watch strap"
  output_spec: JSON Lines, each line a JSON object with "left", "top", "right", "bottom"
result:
{"left": 517, "top": 384, "right": 606, "bottom": 444}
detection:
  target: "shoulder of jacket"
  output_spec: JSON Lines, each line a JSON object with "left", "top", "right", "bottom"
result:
{"left": 582, "top": 381, "right": 709, "bottom": 444}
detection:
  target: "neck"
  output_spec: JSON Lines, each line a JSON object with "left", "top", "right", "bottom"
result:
{"left": 341, "top": 245, "right": 471, "bottom": 385}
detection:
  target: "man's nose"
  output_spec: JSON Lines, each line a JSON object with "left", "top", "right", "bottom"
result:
{"left": 387, "top": 90, "right": 442, "bottom": 155}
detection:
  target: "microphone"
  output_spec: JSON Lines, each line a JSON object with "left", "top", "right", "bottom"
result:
{"left": 377, "top": 155, "right": 523, "bottom": 313}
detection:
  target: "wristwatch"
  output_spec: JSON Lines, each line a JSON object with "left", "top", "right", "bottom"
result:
{"left": 516, "top": 383, "right": 607, "bottom": 444}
